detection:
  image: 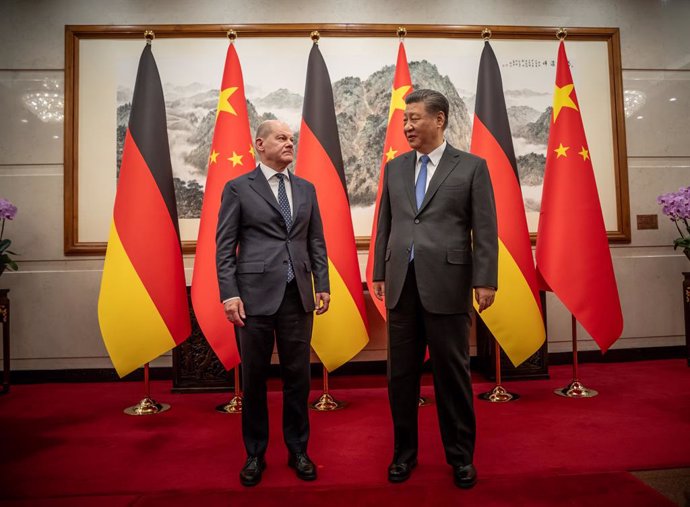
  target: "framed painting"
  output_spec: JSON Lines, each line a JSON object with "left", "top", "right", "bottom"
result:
{"left": 64, "top": 23, "right": 630, "bottom": 255}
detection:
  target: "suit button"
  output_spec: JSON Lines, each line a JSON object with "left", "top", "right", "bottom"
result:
{"left": 287, "top": 239, "right": 291, "bottom": 244}
{"left": 414, "top": 219, "right": 420, "bottom": 224}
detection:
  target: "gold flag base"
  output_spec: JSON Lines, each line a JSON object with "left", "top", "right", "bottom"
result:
{"left": 310, "top": 393, "right": 346, "bottom": 411}
{"left": 216, "top": 395, "right": 243, "bottom": 414}
{"left": 124, "top": 397, "right": 170, "bottom": 416}
{"left": 554, "top": 380, "right": 598, "bottom": 398}
{"left": 478, "top": 385, "right": 519, "bottom": 402}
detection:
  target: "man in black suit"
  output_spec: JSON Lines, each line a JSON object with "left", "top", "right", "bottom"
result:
{"left": 216, "top": 120, "right": 330, "bottom": 487}
{"left": 373, "top": 89, "right": 498, "bottom": 489}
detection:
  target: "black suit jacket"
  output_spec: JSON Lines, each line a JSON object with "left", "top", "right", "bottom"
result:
{"left": 216, "top": 166, "right": 329, "bottom": 315}
{"left": 373, "top": 144, "right": 498, "bottom": 314}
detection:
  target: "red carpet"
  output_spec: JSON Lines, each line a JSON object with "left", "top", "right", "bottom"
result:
{"left": 0, "top": 359, "right": 688, "bottom": 505}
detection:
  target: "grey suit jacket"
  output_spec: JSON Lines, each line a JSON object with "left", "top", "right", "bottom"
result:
{"left": 216, "top": 166, "right": 329, "bottom": 315}
{"left": 373, "top": 143, "right": 498, "bottom": 314}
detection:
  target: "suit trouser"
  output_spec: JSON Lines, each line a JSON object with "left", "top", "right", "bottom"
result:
{"left": 387, "top": 262, "right": 475, "bottom": 467}
{"left": 237, "top": 280, "right": 313, "bottom": 457}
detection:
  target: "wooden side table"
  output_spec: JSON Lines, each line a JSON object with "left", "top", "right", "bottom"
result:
{"left": 683, "top": 272, "right": 690, "bottom": 366}
{"left": 0, "top": 289, "right": 9, "bottom": 394}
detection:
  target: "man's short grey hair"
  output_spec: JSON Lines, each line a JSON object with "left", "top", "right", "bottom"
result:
{"left": 405, "top": 89, "right": 449, "bottom": 129}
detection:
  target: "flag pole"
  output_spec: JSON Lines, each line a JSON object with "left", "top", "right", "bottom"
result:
{"left": 554, "top": 314, "right": 598, "bottom": 397}
{"left": 124, "top": 363, "right": 170, "bottom": 415}
{"left": 216, "top": 366, "right": 243, "bottom": 413}
{"left": 310, "top": 365, "right": 346, "bottom": 411}
{"left": 479, "top": 339, "right": 519, "bottom": 402}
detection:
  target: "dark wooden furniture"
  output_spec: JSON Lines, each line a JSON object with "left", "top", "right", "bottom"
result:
{"left": 476, "top": 291, "right": 549, "bottom": 380}
{"left": 684, "top": 273, "right": 690, "bottom": 367}
{"left": 0, "top": 289, "right": 10, "bottom": 394}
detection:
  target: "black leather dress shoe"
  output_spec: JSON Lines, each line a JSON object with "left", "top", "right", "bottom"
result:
{"left": 453, "top": 463, "right": 477, "bottom": 489}
{"left": 239, "top": 456, "right": 266, "bottom": 487}
{"left": 387, "top": 458, "right": 417, "bottom": 483}
{"left": 288, "top": 452, "right": 317, "bottom": 481}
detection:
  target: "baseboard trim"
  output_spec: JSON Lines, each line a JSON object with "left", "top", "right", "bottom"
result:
{"left": 8, "top": 346, "right": 687, "bottom": 384}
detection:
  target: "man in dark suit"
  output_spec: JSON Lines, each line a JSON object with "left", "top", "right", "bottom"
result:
{"left": 373, "top": 89, "right": 498, "bottom": 489}
{"left": 216, "top": 120, "right": 330, "bottom": 487}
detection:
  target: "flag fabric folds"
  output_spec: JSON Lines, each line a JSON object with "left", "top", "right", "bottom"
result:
{"left": 294, "top": 43, "right": 369, "bottom": 371}
{"left": 366, "top": 41, "right": 413, "bottom": 319}
{"left": 98, "top": 44, "right": 191, "bottom": 377}
{"left": 470, "top": 41, "right": 546, "bottom": 366}
{"left": 191, "top": 43, "right": 254, "bottom": 370}
{"left": 535, "top": 41, "right": 623, "bottom": 352}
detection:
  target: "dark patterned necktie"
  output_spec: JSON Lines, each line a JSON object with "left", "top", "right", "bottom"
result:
{"left": 410, "top": 154, "right": 430, "bottom": 261}
{"left": 275, "top": 173, "right": 294, "bottom": 282}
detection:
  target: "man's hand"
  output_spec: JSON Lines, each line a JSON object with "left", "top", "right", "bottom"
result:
{"left": 315, "top": 292, "right": 330, "bottom": 315}
{"left": 224, "top": 298, "right": 246, "bottom": 327}
{"left": 373, "top": 281, "right": 385, "bottom": 301}
{"left": 475, "top": 287, "right": 496, "bottom": 313}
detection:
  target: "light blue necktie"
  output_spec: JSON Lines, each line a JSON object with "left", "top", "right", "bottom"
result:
{"left": 275, "top": 173, "right": 294, "bottom": 283}
{"left": 416, "top": 154, "right": 430, "bottom": 210}
{"left": 410, "top": 154, "right": 430, "bottom": 261}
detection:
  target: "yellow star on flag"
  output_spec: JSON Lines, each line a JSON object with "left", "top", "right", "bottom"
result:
{"left": 552, "top": 84, "right": 578, "bottom": 122}
{"left": 385, "top": 146, "right": 398, "bottom": 161}
{"left": 388, "top": 85, "right": 411, "bottom": 123}
{"left": 249, "top": 144, "right": 255, "bottom": 159}
{"left": 216, "top": 86, "right": 239, "bottom": 118}
{"left": 554, "top": 143, "right": 569, "bottom": 158}
{"left": 228, "top": 151, "right": 243, "bottom": 167}
{"left": 578, "top": 146, "right": 590, "bottom": 161}
{"left": 209, "top": 150, "right": 219, "bottom": 164}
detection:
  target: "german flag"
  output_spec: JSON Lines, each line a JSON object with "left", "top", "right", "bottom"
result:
{"left": 191, "top": 42, "right": 254, "bottom": 370}
{"left": 470, "top": 41, "right": 545, "bottom": 366}
{"left": 294, "top": 43, "right": 369, "bottom": 371}
{"left": 98, "top": 44, "right": 191, "bottom": 378}
{"left": 536, "top": 41, "right": 623, "bottom": 351}
{"left": 366, "top": 41, "right": 412, "bottom": 319}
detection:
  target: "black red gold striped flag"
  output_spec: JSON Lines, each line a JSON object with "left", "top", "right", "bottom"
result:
{"left": 366, "top": 41, "right": 413, "bottom": 319}
{"left": 294, "top": 43, "right": 369, "bottom": 371}
{"left": 470, "top": 41, "right": 545, "bottom": 366}
{"left": 98, "top": 44, "right": 191, "bottom": 377}
{"left": 191, "top": 42, "right": 254, "bottom": 370}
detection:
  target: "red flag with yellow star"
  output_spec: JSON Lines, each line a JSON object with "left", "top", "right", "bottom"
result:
{"left": 366, "top": 41, "right": 413, "bottom": 318}
{"left": 535, "top": 41, "right": 623, "bottom": 352}
{"left": 191, "top": 42, "right": 254, "bottom": 369}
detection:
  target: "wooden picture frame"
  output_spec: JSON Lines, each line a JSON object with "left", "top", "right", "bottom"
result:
{"left": 64, "top": 23, "right": 630, "bottom": 255}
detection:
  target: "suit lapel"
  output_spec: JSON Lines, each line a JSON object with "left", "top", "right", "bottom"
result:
{"left": 417, "top": 146, "right": 460, "bottom": 215}
{"left": 400, "top": 152, "right": 417, "bottom": 213}
{"left": 289, "top": 171, "right": 305, "bottom": 225}
{"left": 249, "top": 166, "right": 282, "bottom": 216}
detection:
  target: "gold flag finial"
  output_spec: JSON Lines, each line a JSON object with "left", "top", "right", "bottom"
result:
{"left": 144, "top": 30, "right": 155, "bottom": 45}
{"left": 397, "top": 27, "right": 407, "bottom": 40}
{"left": 310, "top": 30, "right": 320, "bottom": 44}
{"left": 556, "top": 28, "right": 567, "bottom": 41}
{"left": 227, "top": 29, "right": 237, "bottom": 42}
{"left": 481, "top": 28, "right": 492, "bottom": 41}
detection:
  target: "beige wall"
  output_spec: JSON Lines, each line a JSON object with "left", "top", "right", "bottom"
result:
{"left": 1, "top": 0, "right": 688, "bottom": 371}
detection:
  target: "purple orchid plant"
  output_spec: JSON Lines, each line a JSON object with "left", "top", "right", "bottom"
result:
{"left": 0, "top": 198, "right": 18, "bottom": 273}
{"left": 657, "top": 186, "right": 690, "bottom": 259}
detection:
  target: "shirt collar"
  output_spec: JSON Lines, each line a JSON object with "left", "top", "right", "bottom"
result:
{"left": 259, "top": 162, "right": 290, "bottom": 181}
{"left": 416, "top": 140, "right": 447, "bottom": 167}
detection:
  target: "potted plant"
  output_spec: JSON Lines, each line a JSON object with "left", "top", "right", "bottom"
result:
{"left": 0, "top": 198, "right": 18, "bottom": 276}
{"left": 657, "top": 186, "right": 690, "bottom": 261}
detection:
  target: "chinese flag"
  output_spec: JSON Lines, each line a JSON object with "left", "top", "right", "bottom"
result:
{"left": 294, "top": 43, "right": 369, "bottom": 371}
{"left": 191, "top": 43, "right": 254, "bottom": 370}
{"left": 366, "top": 41, "right": 413, "bottom": 319}
{"left": 470, "top": 41, "right": 545, "bottom": 366}
{"left": 535, "top": 41, "right": 623, "bottom": 352}
{"left": 98, "top": 44, "right": 191, "bottom": 377}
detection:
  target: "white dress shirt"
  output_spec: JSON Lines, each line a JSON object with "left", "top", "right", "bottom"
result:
{"left": 260, "top": 162, "right": 293, "bottom": 215}
{"left": 414, "top": 140, "right": 447, "bottom": 192}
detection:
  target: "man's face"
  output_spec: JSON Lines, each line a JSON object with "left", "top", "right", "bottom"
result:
{"left": 256, "top": 122, "right": 294, "bottom": 170}
{"left": 403, "top": 101, "right": 445, "bottom": 154}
